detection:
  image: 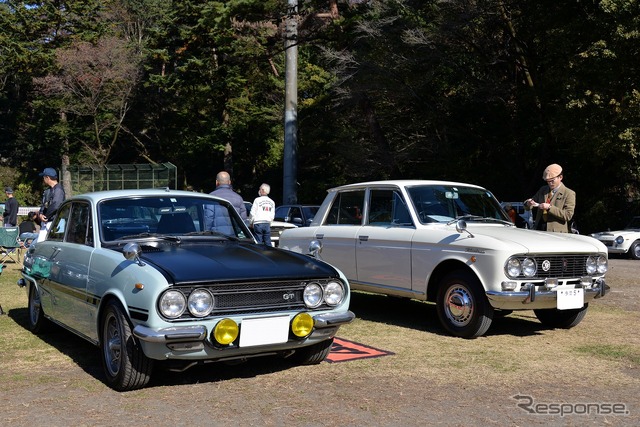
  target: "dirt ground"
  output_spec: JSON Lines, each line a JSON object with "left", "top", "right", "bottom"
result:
{"left": 1, "top": 258, "right": 638, "bottom": 426}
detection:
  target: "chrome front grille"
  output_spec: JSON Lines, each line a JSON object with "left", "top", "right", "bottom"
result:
{"left": 514, "top": 255, "right": 592, "bottom": 279}
{"left": 167, "top": 279, "right": 333, "bottom": 320}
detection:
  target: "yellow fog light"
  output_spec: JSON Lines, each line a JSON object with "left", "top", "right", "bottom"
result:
{"left": 213, "top": 318, "right": 239, "bottom": 345}
{"left": 291, "top": 313, "right": 314, "bottom": 338}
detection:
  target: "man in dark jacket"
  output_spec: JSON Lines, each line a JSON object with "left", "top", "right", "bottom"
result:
{"left": 204, "top": 171, "right": 247, "bottom": 234}
{"left": 3, "top": 187, "right": 19, "bottom": 227}
{"left": 37, "top": 167, "right": 66, "bottom": 241}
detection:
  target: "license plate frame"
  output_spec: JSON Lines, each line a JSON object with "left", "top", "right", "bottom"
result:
{"left": 239, "top": 315, "right": 290, "bottom": 347}
{"left": 556, "top": 286, "right": 584, "bottom": 310}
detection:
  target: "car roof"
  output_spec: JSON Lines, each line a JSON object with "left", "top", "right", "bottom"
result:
{"left": 327, "top": 180, "right": 487, "bottom": 192}
{"left": 67, "top": 189, "right": 228, "bottom": 203}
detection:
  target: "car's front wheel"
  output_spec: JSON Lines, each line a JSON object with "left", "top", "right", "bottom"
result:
{"left": 27, "top": 285, "right": 49, "bottom": 333}
{"left": 100, "top": 300, "right": 154, "bottom": 391}
{"left": 533, "top": 304, "right": 589, "bottom": 329}
{"left": 293, "top": 338, "right": 334, "bottom": 365}
{"left": 629, "top": 241, "right": 640, "bottom": 260}
{"left": 436, "top": 271, "right": 494, "bottom": 338}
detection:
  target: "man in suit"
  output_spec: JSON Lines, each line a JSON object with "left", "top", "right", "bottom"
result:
{"left": 525, "top": 163, "right": 576, "bottom": 232}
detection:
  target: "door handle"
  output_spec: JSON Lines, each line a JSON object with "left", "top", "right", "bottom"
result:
{"left": 359, "top": 236, "right": 369, "bottom": 242}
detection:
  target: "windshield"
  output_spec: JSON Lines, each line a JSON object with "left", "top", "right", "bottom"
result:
{"left": 407, "top": 185, "right": 510, "bottom": 224}
{"left": 99, "top": 196, "right": 251, "bottom": 242}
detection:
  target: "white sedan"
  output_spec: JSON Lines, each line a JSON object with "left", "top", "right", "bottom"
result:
{"left": 280, "top": 180, "right": 610, "bottom": 338}
{"left": 590, "top": 216, "right": 640, "bottom": 259}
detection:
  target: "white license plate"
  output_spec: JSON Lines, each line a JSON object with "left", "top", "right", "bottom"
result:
{"left": 556, "top": 286, "right": 584, "bottom": 310}
{"left": 239, "top": 315, "right": 290, "bottom": 347}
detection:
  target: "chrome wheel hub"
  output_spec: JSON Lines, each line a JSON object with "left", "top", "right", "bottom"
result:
{"left": 444, "top": 285, "right": 474, "bottom": 327}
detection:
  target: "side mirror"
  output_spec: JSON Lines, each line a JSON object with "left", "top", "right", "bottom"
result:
{"left": 123, "top": 242, "right": 145, "bottom": 266}
{"left": 308, "top": 240, "right": 322, "bottom": 258}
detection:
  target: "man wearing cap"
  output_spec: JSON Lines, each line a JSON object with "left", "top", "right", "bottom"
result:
{"left": 37, "top": 168, "right": 66, "bottom": 240}
{"left": 3, "top": 187, "right": 19, "bottom": 227}
{"left": 524, "top": 163, "right": 576, "bottom": 232}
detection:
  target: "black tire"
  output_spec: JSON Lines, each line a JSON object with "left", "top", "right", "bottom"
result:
{"left": 27, "top": 285, "right": 49, "bottom": 333}
{"left": 629, "top": 241, "right": 640, "bottom": 260}
{"left": 294, "top": 338, "right": 334, "bottom": 365}
{"left": 436, "top": 271, "right": 494, "bottom": 338}
{"left": 534, "top": 304, "right": 589, "bottom": 329}
{"left": 100, "top": 300, "right": 154, "bottom": 391}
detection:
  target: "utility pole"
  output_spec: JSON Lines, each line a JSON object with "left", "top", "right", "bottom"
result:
{"left": 283, "top": 0, "right": 298, "bottom": 205}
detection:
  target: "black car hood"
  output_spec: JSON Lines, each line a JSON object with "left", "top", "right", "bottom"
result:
{"left": 136, "top": 241, "right": 338, "bottom": 284}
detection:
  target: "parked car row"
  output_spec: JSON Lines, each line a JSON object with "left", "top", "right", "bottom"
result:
{"left": 17, "top": 180, "right": 612, "bottom": 391}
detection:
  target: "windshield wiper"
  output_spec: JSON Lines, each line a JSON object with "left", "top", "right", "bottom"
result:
{"left": 184, "top": 230, "right": 239, "bottom": 241}
{"left": 117, "top": 232, "right": 182, "bottom": 242}
{"left": 449, "top": 215, "right": 513, "bottom": 226}
{"left": 448, "top": 215, "right": 483, "bottom": 225}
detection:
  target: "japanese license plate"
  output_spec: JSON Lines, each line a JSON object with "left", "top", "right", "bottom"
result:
{"left": 556, "top": 286, "right": 584, "bottom": 310}
{"left": 239, "top": 315, "right": 290, "bottom": 347}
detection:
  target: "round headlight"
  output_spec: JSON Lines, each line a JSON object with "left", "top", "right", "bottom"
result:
{"left": 615, "top": 236, "right": 624, "bottom": 245}
{"left": 585, "top": 256, "right": 597, "bottom": 275}
{"left": 291, "top": 312, "right": 314, "bottom": 338}
{"left": 303, "top": 283, "right": 323, "bottom": 308}
{"left": 213, "top": 318, "right": 238, "bottom": 345}
{"left": 506, "top": 258, "right": 522, "bottom": 278}
{"left": 188, "top": 288, "right": 214, "bottom": 317}
{"left": 323, "top": 281, "right": 344, "bottom": 306}
{"left": 160, "top": 290, "right": 186, "bottom": 319}
{"left": 597, "top": 255, "right": 608, "bottom": 274}
{"left": 522, "top": 258, "right": 537, "bottom": 277}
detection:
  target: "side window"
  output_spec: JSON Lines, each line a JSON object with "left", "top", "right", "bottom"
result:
{"left": 392, "top": 191, "right": 412, "bottom": 225}
{"left": 288, "top": 207, "right": 302, "bottom": 225}
{"left": 368, "top": 190, "right": 394, "bottom": 225}
{"left": 325, "top": 190, "right": 365, "bottom": 225}
{"left": 368, "top": 190, "right": 413, "bottom": 226}
{"left": 66, "top": 202, "right": 91, "bottom": 246}
{"left": 48, "top": 203, "right": 71, "bottom": 241}
{"left": 274, "top": 206, "right": 288, "bottom": 222}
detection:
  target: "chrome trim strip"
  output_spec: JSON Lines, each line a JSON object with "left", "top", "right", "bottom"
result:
{"left": 133, "top": 325, "right": 207, "bottom": 343}
{"left": 487, "top": 280, "right": 609, "bottom": 305}
{"left": 313, "top": 310, "right": 356, "bottom": 328}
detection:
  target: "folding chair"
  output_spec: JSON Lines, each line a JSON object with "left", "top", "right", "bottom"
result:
{"left": 0, "top": 227, "right": 21, "bottom": 266}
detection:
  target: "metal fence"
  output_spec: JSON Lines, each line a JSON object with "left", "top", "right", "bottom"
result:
{"left": 67, "top": 163, "right": 177, "bottom": 194}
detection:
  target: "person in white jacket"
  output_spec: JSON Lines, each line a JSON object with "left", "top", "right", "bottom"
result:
{"left": 249, "top": 183, "right": 276, "bottom": 246}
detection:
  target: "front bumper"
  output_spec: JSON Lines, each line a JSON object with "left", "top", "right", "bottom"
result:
{"left": 594, "top": 239, "right": 628, "bottom": 254}
{"left": 605, "top": 247, "right": 628, "bottom": 254}
{"left": 133, "top": 310, "right": 355, "bottom": 344}
{"left": 132, "top": 310, "right": 355, "bottom": 361}
{"left": 486, "top": 279, "right": 609, "bottom": 310}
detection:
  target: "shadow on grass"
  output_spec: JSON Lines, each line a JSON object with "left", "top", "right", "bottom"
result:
{"left": 7, "top": 306, "right": 319, "bottom": 390}
{"left": 348, "top": 291, "right": 549, "bottom": 338}
{"left": 5, "top": 290, "right": 554, "bottom": 390}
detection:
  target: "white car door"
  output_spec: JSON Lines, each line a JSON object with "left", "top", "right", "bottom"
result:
{"left": 312, "top": 189, "right": 365, "bottom": 281}
{"left": 355, "top": 188, "right": 414, "bottom": 294}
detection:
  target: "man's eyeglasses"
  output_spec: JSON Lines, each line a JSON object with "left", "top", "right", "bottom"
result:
{"left": 545, "top": 175, "right": 560, "bottom": 184}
